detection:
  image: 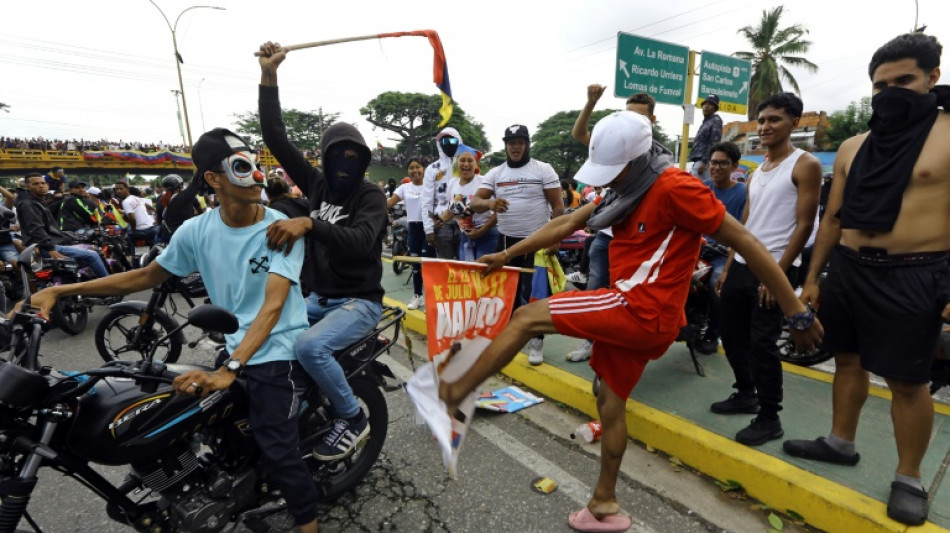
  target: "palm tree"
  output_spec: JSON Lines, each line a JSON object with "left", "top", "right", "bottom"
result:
{"left": 735, "top": 6, "right": 818, "bottom": 120}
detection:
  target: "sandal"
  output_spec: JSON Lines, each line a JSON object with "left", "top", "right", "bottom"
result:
{"left": 782, "top": 437, "right": 860, "bottom": 466}
{"left": 887, "top": 481, "right": 929, "bottom": 526}
{"left": 568, "top": 507, "right": 632, "bottom": 533}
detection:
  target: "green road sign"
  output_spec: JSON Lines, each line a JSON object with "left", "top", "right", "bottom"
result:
{"left": 696, "top": 50, "right": 751, "bottom": 115}
{"left": 614, "top": 32, "right": 689, "bottom": 106}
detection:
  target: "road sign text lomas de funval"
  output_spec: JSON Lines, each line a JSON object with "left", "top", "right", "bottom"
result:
{"left": 615, "top": 33, "right": 688, "bottom": 106}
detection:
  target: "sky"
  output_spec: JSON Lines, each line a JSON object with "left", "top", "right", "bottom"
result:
{"left": 2, "top": 0, "right": 947, "bottom": 156}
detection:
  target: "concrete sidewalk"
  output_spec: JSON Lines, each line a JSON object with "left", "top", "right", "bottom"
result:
{"left": 381, "top": 261, "right": 950, "bottom": 533}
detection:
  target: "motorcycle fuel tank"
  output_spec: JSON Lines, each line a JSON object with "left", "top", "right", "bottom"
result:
{"left": 67, "top": 374, "right": 248, "bottom": 465}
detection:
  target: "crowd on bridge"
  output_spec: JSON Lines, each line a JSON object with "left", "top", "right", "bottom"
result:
{"left": 3, "top": 31, "right": 948, "bottom": 532}
{"left": 1, "top": 136, "right": 189, "bottom": 153}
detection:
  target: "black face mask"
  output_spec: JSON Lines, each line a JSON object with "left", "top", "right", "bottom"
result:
{"left": 869, "top": 86, "right": 937, "bottom": 131}
{"left": 506, "top": 140, "right": 531, "bottom": 168}
{"left": 324, "top": 148, "right": 364, "bottom": 201}
{"left": 439, "top": 136, "right": 459, "bottom": 158}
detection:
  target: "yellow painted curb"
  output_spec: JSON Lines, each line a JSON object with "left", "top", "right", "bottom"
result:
{"left": 387, "top": 297, "right": 942, "bottom": 532}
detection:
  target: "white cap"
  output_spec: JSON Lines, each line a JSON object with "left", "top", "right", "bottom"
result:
{"left": 434, "top": 126, "right": 460, "bottom": 140}
{"left": 87, "top": 186, "right": 101, "bottom": 196}
{"left": 574, "top": 111, "right": 652, "bottom": 187}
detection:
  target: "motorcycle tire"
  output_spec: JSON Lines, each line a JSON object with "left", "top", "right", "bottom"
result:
{"left": 51, "top": 295, "right": 89, "bottom": 335}
{"left": 776, "top": 324, "right": 833, "bottom": 366}
{"left": 392, "top": 240, "right": 408, "bottom": 275}
{"left": 303, "top": 376, "right": 388, "bottom": 502}
{"left": 94, "top": 309, "right": 184, "bottom": 363}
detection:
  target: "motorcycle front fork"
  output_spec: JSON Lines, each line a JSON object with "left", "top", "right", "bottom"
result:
{"left": 0, "top": 413, "right": 62, "bottom": 533}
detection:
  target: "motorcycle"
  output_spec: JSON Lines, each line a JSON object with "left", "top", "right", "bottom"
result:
{"left": 676, "top": 241, "right": 728, "bottom": 377}
{"left": 14, "top": 245, "right": 115, "bottom": 336}
{"left": 559, "top": 229, "right": 590, "bottom": 290}
{"left": 95, "top": 244, "right": 211, "bottom": 364}
{"left": 389, "top": 204, "right": 409, "bottom": 275}
{"left": 0, "top": 294, "right": 405, "bottom": 532}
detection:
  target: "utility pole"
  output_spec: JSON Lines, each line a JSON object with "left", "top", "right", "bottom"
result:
{"left": 171, "top": 90, "right": 186, "bottom": 147}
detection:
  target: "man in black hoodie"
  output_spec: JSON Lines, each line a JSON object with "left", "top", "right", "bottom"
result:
{"left": 258, "top": 41, "right": 387, "bottom": 462}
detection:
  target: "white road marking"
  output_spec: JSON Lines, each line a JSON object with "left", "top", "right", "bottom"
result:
{"left": 380, "top": 354, "right": 658, "bottom": 533}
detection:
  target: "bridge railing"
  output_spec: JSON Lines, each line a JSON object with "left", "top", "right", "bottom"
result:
{"left": 0, "top": 148, "right": 318, "bottom": 174}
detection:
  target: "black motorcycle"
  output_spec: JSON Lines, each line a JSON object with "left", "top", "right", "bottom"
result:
{"left": 389, "top": 204, "right": 409, "bottom": 275}
{"left": 95, "top": 244, "right": 211, "bottom": 364}
{"left": 0, "top": 298, "right": 405, "bottom": 532}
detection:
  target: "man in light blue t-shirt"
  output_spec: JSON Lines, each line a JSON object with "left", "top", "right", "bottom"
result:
{"left": 31, "top": 128, "right": 321, "bottom": 533}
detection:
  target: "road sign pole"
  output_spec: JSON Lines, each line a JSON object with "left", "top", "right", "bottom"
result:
{"left": 678, "top": 50, "right": 697, "bottom": 170}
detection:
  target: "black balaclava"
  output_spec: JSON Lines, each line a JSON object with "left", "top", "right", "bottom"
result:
{"left": 439, "top": 136, "right": 460, "bottom": 158}
{"left": 324, "top": 141, "right": 366, "bottom": 202}
{"left": 319, "top": 122, "right": 372, "bottom": 203}
{"left": 502, "top": 124, "right": 531, "bottom": 168}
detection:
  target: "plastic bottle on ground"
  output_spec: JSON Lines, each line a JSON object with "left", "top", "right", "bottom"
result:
{"left": 570, "top": 420, "right": 602, "bottom": 443}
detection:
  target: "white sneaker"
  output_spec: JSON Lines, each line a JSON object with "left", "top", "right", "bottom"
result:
{"left": 528, "top": 337, "right": 544, "bottom": 365}
{"left": 407, "top": 294, "right": 424, "bottom": 310}
{"left": 566, "top": 339, "right": 593, "bottom": 362}
{"left": 566, "top": 271, "right": 588, "bottom": 284}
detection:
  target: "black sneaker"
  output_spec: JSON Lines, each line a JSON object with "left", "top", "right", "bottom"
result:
{"left": 736, "top": 416, "right": 783, "bottom": 446}
{"left": 710, "top": 392, "right": 760, "bottom": 414}
{"left": 313, "top": 411, "right": 370, "bottom": 461}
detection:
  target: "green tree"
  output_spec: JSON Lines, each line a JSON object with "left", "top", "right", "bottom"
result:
{"left": 734, "top": 6, "right": 818, "bottom": 120}
{"left": 233, "top": 108, "right": 339, "bottom": 151}
{"left": 360, "top": 92, "right": 489, "bottom": 160}
{"left": 824, "top": 97, "right": 872, "bottom": 151}
{"left": 531, "top": 110, "right": 676, "bottom": 180}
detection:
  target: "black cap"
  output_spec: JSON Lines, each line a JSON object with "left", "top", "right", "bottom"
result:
{"left": 502, "top": 124, "right": 530, "bottom": 142}
{"left": 192, "top": 128, "right": 254, "bottom": 181}
{"left": 67, "top": 180, "right": 88, "bottom": 189}
{"left": 702, "top": 94, "right": 720, "bottom": 108}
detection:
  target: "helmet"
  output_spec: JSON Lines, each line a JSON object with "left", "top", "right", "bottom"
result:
{"left": 161, "top": 174, "right": 184, "bottom": 190}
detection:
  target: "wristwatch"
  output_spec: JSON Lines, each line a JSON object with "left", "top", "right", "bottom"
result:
{"left": 222, "top": 358, "right": 244, "bottom": 376}
{"left": 785, "top": 308, "right": 815, "bottom": 331}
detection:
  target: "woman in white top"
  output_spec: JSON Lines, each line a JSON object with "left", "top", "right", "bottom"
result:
{"left": 441, "top": 147, "right": 498, "bottom": 261}
{"left": 387, "top": 158, "right": 432, "bottom": 309}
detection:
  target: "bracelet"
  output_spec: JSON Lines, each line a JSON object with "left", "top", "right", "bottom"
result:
{"left": 785, "top": 306, "right": 816, "bottom": 331}
{"left": 503, "top": 249, "right": 510, "bottom": 262}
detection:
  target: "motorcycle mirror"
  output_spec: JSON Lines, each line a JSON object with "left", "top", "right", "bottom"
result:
{"left": 187, "top": 304, "right": 239, "bottom": 335}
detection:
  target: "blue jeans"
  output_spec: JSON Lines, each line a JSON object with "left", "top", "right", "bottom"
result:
{"left": 459, "top": 226, "right": 499, "bottom": 262}
{"left": 0, "top": 244, "right": 17, "bottom": 264}
{"left": 129, "top": 225, "right": 160, "bottom": 250}
{"left": 588, "top": 232, "right": 612, "bottom": 290}
{"left": 294, "top": 293, "right": 383, "bottom": 419}
{"left": 53, "top": 245, "right": 109, "bottom": 278}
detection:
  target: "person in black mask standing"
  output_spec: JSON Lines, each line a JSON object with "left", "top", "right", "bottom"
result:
{"left": 783, "top": 33, "right": 950, "bottom": 527}
{"left": 470, "top": 124, "right": 564, "bottom": 365}
{"left": 257, "top": 41, "right": 387, "bottom": 467}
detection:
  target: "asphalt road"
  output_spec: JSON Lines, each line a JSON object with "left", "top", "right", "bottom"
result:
{"left": 14, "top": 294, "right": 801, "bottom": 532}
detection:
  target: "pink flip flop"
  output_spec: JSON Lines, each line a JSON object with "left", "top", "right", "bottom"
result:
{"left": 568, "top": 507, "right": 633, "bottom": 532}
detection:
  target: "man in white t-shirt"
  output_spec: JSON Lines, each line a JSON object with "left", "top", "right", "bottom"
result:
{"left": 471, "top": 124, "right": 563, "bottom": 365}
{"left": 115, "top": 181, "right": 160, "bottom": 247}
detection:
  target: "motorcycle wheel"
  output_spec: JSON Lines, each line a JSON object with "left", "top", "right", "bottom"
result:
{"left": 302, "top": 376, "right": 388, "bottom": 502}
{"left": 776, "top": 324, "right": 833, "bottom": 366}
{"left": 95, "top": 309, "right": 184, "bottom": 363}
{"left": 392, "top": 240, "right": 408, "bottom": 275}
{"left": 51, "top": 295, "right": 89, "bottom": 335}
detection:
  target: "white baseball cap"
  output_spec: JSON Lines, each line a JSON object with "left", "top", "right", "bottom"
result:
{"left": 574, "top": 111, "right": 652, "bottom": 187}
{"left": 87, "top": 186, "right": 101, "bottom": 196}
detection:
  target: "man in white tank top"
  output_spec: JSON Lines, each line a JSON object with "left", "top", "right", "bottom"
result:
{"left": 711, "top": 93, "right": 822, "bottom": 447}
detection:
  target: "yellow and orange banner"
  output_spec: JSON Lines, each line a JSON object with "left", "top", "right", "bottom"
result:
{"left": 422, "top": 260, "right": 520, "bottom": 361}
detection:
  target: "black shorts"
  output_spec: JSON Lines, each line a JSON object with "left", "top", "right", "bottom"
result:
{"left": 819, "top": 245, "right": 950, "bottom": 383}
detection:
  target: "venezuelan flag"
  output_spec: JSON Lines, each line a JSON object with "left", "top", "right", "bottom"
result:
{"left": 529, "top": 251, "right": 566, "bottom": 302}
{"left": 377, "top": 30, "right": 453, "bottom": 127}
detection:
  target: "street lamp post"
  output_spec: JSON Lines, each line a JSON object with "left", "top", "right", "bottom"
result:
{"left": 197, "top": 78, "right": 207, "bottom": 132}
{"left": 148, "top": 1, "right": 224, "bottom": 149}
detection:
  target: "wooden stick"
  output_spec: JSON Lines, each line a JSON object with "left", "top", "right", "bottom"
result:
{"left": 391, "top": 255, "right": 534, "bottom": 273}
{"left": 253, "top": 34, "right": 381, "bottom": 56}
